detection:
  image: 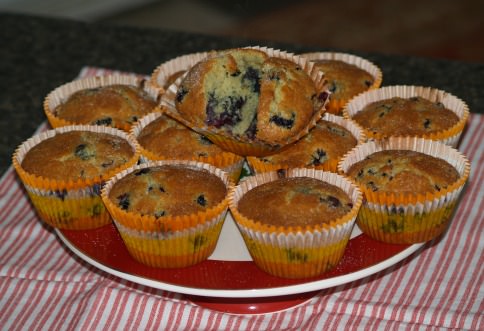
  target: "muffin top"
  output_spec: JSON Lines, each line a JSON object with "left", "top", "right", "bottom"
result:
{"left": 137, "top": 114, "right": 228, "bottom": 160}
{"left": 108, "top": 165, "right": 227, "bottom": 217}
{"left": 237, "top": 177, "right": 353, "bottom": 227}
{"left": 346, "top": 150, "right": 460, "bottom": 194}
{"left": 313, "top": 59, "right": 374, "bottom": 100}
{"left": 54, "top": 84, "right": 157, "bottom": 129}
{"left": 351, "top": 96, "right": 459, "bottom": 137}
{"left": 21, "top": 131, "right": 135, "bottom": 181}
{"left": 257, "top": 119, "right": 358, "bottom": 168}
{"left": 174, "top": 48, "right": 324, "bottom": 144}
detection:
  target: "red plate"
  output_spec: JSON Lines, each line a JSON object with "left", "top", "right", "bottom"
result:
{"left": 56, "top": 215, "right": 424, "bottom": 314}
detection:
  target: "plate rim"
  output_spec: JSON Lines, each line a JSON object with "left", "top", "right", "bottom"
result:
{"left": 55, "top": 229, "right": 424, "bottom": 298}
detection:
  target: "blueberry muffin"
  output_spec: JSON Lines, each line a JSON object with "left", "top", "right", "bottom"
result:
{"left": 45, "top": 75, "right": 160, "bottom": 132}
{"left": 343, "top": 86, "right": 469, "bottom": 147}
{"left": 229, "top": 168, "right": 362, "bottom": 278}
{"left": 133, "top": 112, "right": 244, "bottom": 182}
{"left": 12, "top": 125, "right": 140, "bottom": 230}
{"left": 168, "top": 47, "right": 328, "bottom": 155}
{"left": 301, "top": 52, "right": 382, "bottom": 115}
{"left": 338, "top": 137, "right": 470, "bottom": 244}
{"left": 107, "top": 164, "right": 227, "bottom": 218}
{"left": 22, "top": 130, "right": 135, "bottom": 181}
{"left": 352, "top": 96, "right": 459, "bottom": 137}
{"left": 238, "top": 177, "right": 354, "bottom": 228}
{"left": 248, "top": 113, "right": 363, "bottom": 173}
{"left": 346, "top": 150, "right": 460, "bottom": 195}
{"left": 101, "top": 161, "right": 232, "bottom": 268}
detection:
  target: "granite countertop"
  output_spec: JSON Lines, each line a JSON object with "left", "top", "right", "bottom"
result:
{"left": 1, "top": 13, "right": 483, "bottom": 174}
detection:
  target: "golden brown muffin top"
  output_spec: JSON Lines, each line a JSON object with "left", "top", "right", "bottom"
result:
{"left": 175, "top": 48, "right": 323, "bottom": 144}
{"left": 346, "top": 150, "right": 459, "bottom": 194}
{"left": 55, "top": 84, "right": 157, "bottom": 129}
{"left": 313, "top": 60, "right": 374, "bottom": 100}
{"left": 137, "top": 115, "right": 227, "bottom": 159}
{"left": 258, "top": 119, "right": 357, "bottom": 167}
{"left": 351, "top": 96, "right": 459, "bottom": 137}
{"left": 108, "top": 165, "right": 227, "bottom": 217}
{"left": 237, "top": 177, "right": 353, "bottom": 227}
{"left": 21, "top": 131, "right": 134, "bottom": 181}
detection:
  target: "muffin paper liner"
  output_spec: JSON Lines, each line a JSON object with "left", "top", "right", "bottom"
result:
{"left": 338, "top": 137, "right": 470, "bottom": 244}
{"left": 229, "top": 168, "right": 363, "bottom": 278}
{"left": 300, "top": 52, "right": 383, "bottom": 115}
{"left": 130, "top": 111, "right": 245, "bottom": 183}
{"left": 44, "top": 74, "right": 163, "bottom": 132}
{"left": 160, "top": 46, "right": 330, "bottom": 157}
{"left": 342, "top": 85, "right": 469, "bottom": 147}
{"left": 150, "top": 51, "right": 211, "bottom": 90}
{"left": 101, "top": 160, "right": 233, "bottom": 268}
{"left": 12, "top": 125, "right": 141, "bottom": 230}
{"left": 247, "top": 113, "right": 366, "bottom": 174}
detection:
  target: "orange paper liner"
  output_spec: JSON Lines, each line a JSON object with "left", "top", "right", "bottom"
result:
{"left": 300, "top": 52, "right": 383, "bottom": 115}
{"left": 229, "top": 168, "right": 363, "bottom": 278}
{"left": 338, "top": 137, "right": 470, "bottom": 244}
{"left": 150, "top": 51, "right": 211, "bottom": 90}
{"left": 247, "top": 113, "right": 366, "bottom": 174}
{"left": 101, "top": 160, "right": 233, "bottom": 233}
{"left": 130, "top": 111, "right": 245, "bottom": 183}
{"left": 342, "top": 85, "right": 470, "bottom": 147}
{"left": 12, "top": 125, "right": 141, "bottom": 229}
{"left": 113, "top": 213, "right": 225, "bottom": 268}
{"left": 44, "top": 74, "right": 163, "bottom": 132}
{"left": 159, "top": 46, "right": 330, "bottom": 157}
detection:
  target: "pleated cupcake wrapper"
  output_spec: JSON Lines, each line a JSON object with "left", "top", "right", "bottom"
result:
{"left": 150, "top": 51, "right": 211, "bottom": 90}
{"left": 12, "top": 125, "right": 141, "bottom": 229}
{"left": 229, "top": 168, "right": 363, "bottom": 278}
{"left": 342, "top": 85, "right": 469, "bottom": 147}
{"left": 113, "top": 210, "right": 227, "bottom": 268}
{"left": 338, "top": 137, "right": 470, "bottom": 244}
{"left": 101, "top": 160, "right": 232, "bottom": 234}
{"left": 300, "top": 52, "right": 383, "bottom": 115}
{"left": 44, "top": 74, "right": 163, "bottom": 132}
{"left": 247, "top": 113, "right": 367, "bottom": 174}
{"left": 131, "top": 111, "right": 245, "bottom": 183}
{"left": 160, "top": 46, "right": 330, "bottom": 157}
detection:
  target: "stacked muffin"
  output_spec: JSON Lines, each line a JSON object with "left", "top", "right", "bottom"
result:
{"left": 12, "top": 46, "right": 471, "bottom": 277}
